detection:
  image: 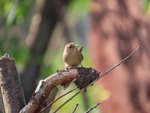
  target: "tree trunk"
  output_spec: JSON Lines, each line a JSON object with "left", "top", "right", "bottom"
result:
{"left": 89, "top": 0, "right": 150, "bottom": 113}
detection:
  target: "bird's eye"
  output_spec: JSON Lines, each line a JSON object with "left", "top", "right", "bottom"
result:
{"left": 69, "top": 46, "right": 72, "bottom": 48}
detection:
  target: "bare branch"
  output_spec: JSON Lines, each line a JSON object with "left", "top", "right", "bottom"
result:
{"left": 40, "top": 87, "right": 77, "bottom": 113}
{"left": 20, "top": 68, "right": 99, "bottom": 113}
{"left": 100, "top": 45, "right": 140, "bottom": 78}
{"left": 72, "top": 104, "right": 79, "bottom": 113}
{"left": 0, "top": 89, "right": 4, "bottom": 113}
{"left": 20, "top": 45, "right": 140, "bottom": 113}
{"left": 0, "top": 53, "right": 26, "bottom": 113}
{"left": 53, "top": 90, "right": 81, "bottom": 113}
{"left": 87, "top": 45, "right": 141, "bottom": 87}
{"left": 84, "top": 102, "right": 101, "bottom": 113}
{"left": 20, "top": 69, "right": 80, "bottom": 113}
{"left": 42, "top": 87, "right": 58, "bottom": 113}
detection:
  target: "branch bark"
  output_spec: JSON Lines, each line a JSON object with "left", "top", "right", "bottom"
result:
{"left": 20, "top": 69, "right": 79, "bottom": 113}
{"left": 0, "top": 53, "right": 26, "bottom": 113}
{"left": 43, "top": 87, "right": 58, "bottom": 113}
{"left": 0, "top": 90, "right": 4, "bottom": 113}
{"left": 20, "top": 67, "right": 100, "bottom": 113}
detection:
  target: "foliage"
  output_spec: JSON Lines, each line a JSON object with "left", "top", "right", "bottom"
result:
{"left": 0, "top": 0, "right": 32, "bottom": 26}
{"left": 68, "top": 0, "right": 90, "bottom": 15}
{"left": 143, "top": 0, "right": 150, "bottom": 14}
{"left": 0, "top": 37, "right": 29, "bottom": 71}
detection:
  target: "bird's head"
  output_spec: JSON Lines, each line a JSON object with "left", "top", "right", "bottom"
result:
{"left": 65, "top": 43, "right": 78, "bottom": 52}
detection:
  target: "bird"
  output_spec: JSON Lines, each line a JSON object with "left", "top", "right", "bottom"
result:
{"left": 62, "top": 43, "right": 84, "bottom": 69}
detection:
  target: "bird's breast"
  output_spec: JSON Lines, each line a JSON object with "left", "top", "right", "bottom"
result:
{"left": 63, "top": 51, "right": 83, "bottom": 66}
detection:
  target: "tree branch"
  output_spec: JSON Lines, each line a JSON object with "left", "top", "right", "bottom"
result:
{"left": 0, "top": 53, "right": 26, "bottom": 113}
{"left": 40, "top": 87, "right": 77, "bottom": 113}
{"left": 100, "top": 45, "right": 140, "bottom": 78}
{"left": 20, "top": 45, "right": 140, "bottom": 113}
{"left": 42, "top": 87, "right": 58, "bottom": 113}
{"left": 72, "top": 104, "right": 79, "bottom": 113}
{"left": 53, "top": 90, "right": 81, "bottom": 113}
{"left": 84, "top": 102, "right": 101, "bottom": 113}
{"left": 20, "top": 68, "right": 99, "bottom": 113}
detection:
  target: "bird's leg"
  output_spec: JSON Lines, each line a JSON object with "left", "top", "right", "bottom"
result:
{"left": 56, "top": 70, "right": 63, "bottom": 75}
{"left": 64, "top": 64, "right": 77, "bottom": 71}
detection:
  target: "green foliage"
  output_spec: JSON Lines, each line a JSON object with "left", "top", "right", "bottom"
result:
{"left": 68, "top": 0, "right": 90, "bottom": 15}
{"left": 0, "top": 0, "right": 32, "bottom": 26}
{"left": 143, "top": 0, "right": 150, "bottom": 14}
{"left": 0, "top": 0, "right": 32, "bottom": 69}
{"left": 0, "top": 37, "right": 29, "bottom": 67}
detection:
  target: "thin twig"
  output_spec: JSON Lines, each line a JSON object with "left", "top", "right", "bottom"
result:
{"left": 53, "top": 90, "right": 82, "bottom": 113}
{"left": 72, "top": 104, "right": 79, "bottom": 113}
{"left": 88, "top": 45, "right": 140, "bottom": 87}
{"left": 52, "top": 45, "right": 140, "bottom": 113}
{"left": 100, "top": 45, "right": 140, "bottom": 78}
{"left": 84, "top": 102, "right": 101, "bottom": 113}
{"left": 40, "top": 87, "right": 78, "bottom": 113}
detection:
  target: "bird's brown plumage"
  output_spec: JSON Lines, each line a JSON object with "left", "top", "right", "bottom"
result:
{"left": 62, "top": 43, "right": 83, "bottom": 68}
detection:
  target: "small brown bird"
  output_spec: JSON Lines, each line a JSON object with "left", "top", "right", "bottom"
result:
{"left": 62, "top": 43, "right": 84, "bottom": 69}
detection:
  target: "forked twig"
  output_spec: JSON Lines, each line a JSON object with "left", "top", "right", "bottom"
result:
{"left": 53, "top": 90, "right": 81, "bottom": 113}
{"left": 72, "top": 104, "right": 79, "bottom": 113}
{"left": 40, "top": 87, "right": 78, "bottom": 113}
{"left": 84, "top": 102, "right": 101, "bottom": 113}
{"left": 100, "top": 45, "right": 140, "bottom": 78}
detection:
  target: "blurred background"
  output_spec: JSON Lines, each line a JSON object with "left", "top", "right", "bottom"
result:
{"left": 1, "top": 0, "right": 150, "bottom": 113}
